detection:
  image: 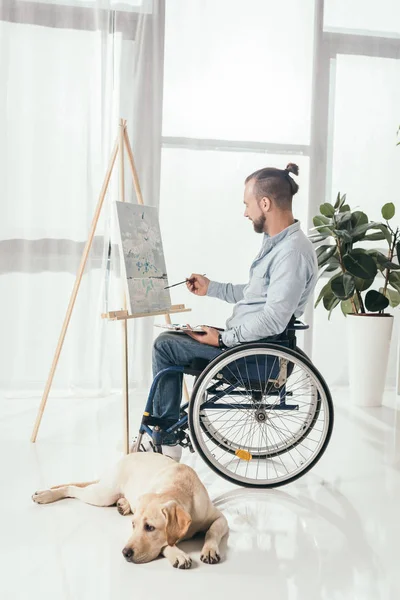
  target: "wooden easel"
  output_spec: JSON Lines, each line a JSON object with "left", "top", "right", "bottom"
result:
{"left": 31, "top": 119, "right": 191, "bottom": 453}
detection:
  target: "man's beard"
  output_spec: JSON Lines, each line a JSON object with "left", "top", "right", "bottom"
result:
{"left": 252, "top": 214, "right": 266, "bottom": 234}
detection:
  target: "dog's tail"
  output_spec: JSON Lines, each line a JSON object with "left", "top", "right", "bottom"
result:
{"left": 50, "top": 480, "right": 99, "bottom": 490}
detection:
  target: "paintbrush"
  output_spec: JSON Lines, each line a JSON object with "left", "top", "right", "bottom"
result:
{"left": 164, "top": 273, "right": 206, "bottom": 290}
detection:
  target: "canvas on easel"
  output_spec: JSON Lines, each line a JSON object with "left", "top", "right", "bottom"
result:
{"left": 114, "top": 202, "right": 172, "bottom": 315}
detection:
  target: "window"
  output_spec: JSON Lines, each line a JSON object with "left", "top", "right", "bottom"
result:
{"left": 163, "top": 0, "right": 315, "bottom": 145}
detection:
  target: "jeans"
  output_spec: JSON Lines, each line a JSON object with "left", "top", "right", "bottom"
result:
{"left": 152, "top": 332, "right": 223, "bottom": 444}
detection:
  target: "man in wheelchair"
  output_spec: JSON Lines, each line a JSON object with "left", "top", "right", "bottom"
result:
{"left": 138, "top": 163, "right": 318, "bottom": 463}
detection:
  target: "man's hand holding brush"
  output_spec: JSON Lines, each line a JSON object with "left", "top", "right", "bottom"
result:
{"left": 164, "top": 273, "right": 210, "bottom": 295}
{"left": 185, "top": 273, "right": 210, "bottom": 296}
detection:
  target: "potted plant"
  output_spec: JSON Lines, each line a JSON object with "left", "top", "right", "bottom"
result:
{"left": 310, "top": 194, "right": 399, "bottom": 406}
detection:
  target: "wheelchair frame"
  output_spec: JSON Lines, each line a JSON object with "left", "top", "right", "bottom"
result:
{"left": 136, "top": 321, "right": 312, "bottom": 453}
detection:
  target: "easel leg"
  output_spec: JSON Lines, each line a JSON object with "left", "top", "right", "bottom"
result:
{"left": 31, "top": 137, "right": 120, "bottom": 443}
{"left": 122, "top": 318, "right": 130, "bottom": 454}
{"left": 119, "top": 120, "right": 130, "bottom": 454}
{"left": 123, "top": 128, "right": 190, "bottom": 404}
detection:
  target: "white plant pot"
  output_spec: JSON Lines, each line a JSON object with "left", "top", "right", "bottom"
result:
{"left": 347, "top": 314, "right": 394, "bottom": 407}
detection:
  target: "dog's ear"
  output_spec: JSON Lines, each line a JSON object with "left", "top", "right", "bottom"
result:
{"left": 161, "top": 501, "right": 192, "bottom": 546}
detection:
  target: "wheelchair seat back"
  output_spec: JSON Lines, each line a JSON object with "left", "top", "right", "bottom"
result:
{"left": 184, "top": 320, "right": 305, "bottom": 384}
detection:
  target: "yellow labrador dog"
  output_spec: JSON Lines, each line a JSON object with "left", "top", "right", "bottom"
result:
{"left": 32, "top": 452, "right": 228, "bottom": 569}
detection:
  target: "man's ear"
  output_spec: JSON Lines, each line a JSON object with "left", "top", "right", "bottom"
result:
{"left": 260, "top": 196, "right": 272, "bottom": 211}
{"left": 161, "top": 501, "right": 192, "bottom": 546}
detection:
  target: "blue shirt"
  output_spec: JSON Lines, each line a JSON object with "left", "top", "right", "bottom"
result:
{"left": 207, "top": 221, "right": 318, "bottom": 347}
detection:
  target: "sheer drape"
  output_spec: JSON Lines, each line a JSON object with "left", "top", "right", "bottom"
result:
{"left": 0, "top": 0, "right": 165, "bottom": 394}
{"left": 3, "top": 0, "right": 400, "bottom": 394}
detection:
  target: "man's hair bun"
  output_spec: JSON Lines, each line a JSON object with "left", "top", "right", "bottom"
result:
{"left": 286, "top": 163, "right": 299, "bottom": 176}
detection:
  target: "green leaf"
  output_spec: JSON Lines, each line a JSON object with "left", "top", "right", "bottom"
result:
{"left": 380, "top": 287, "right": 400, "bottom": 308}
{"left": 341, "top": 299, "right": 353, "bottom": 315}
{"left": 383, "top": 261, "right": 400, "bottom": 270}
{"left": 335, "top": 211, "right": 353, "bottom": 228}
{"left": 343, "top": 249, "right": 378, "bottom": 279}
{"left": 330, "top": 273, "right": 356, "bottom": 300}
{"left": 313, "top": 215, "right": 330, "bottom": 226}
{"left": 368, "top": 249, "right": 386, "bottom": 263}
{"left": 377, "top": 224, "right": 392, "bottom": 245}
{"left": 339, "top": 204, "right": 351, "bottom": 213}
{"left": 328, "top": 298, "right": 340, "bottom": 319}
{"left": 322, "top": 290, "right": 340, "bottom": 318}
{"left": 320, "top": 203, "right": 335, "bottom": 218}
{"left": 354, "top": 277, "right": 374, "bottom": 292}
{"left": 368, "top": 250, "right": 400, "bottom": 271}
{"left": 351, "top": 221, "right": 382, "bottom": 242}
{"left": 315, "top": 281, "right": 332, "bottom": 308}
{"left": 312, "top": 215, "right": 332, "bottom": 235}
{"left": 334, "top": 229, "right": 353, "bottom": 243}
{"left": 382, "top": 203, "right": 395, "bottom": 220}
{"left": 365, "top": 290, "right": 389, "bottom": 312}
{"left": 333, "top": 192, "right": 347, "bottom": 210}
{"left": 389, "top": 272, "right": 400, "bottom": 293}
{"left": 333, "top": 192, "right": 342, "bottom": 209}
{"left": 325, "top": 257, "right": 341, "bottom": 272}
{"left": 316, "top": 244, "right": 337, "bottom": 267}
{"left": 309, "top": 232, "right": 328, "bottom": 239}
{"left": 341, "top": 295, "right": 360, "bottom": 315}
{"left": 350, "top": 211, "right": 368, "bottom": 229}
{"left": 323, "top": 291, "right": 337, "bottom": 311}
{"left": 308, "top": 233, "right": 331, "bottom": 244}
{"left": 396, "top": 242, "right": 400, "bottom": 261}
{"left": 363, "top": 232, "right": 387, "bottom": 241}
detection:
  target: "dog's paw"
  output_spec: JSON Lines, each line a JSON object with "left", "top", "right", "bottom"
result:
{"left": 200, "top": 544, "right": 221, "bottom": 565}
{"left": 117, "top": 498, "right": 131, "bottom": 516}
{"left": 163, "top": 545, "right": 192, "bottom": 569}
{"left": 167, "top": 548, "right": 192, "bottom": 569}
{"left": 173, "top": 552, "right": 192, "bottom": 570}
{"left": 32, "top": 490, "right": 55, "bottom": 504}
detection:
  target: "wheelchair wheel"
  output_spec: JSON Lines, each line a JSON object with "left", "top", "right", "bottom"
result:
{"left": 188, "top": 343, "right": 333, "bottom": 488}
{"left": 198, "top": 345, "right": 319, "bottom": 459}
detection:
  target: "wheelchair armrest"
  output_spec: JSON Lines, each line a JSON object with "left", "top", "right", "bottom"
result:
{"left": 288, "top": 320, "right": 309, "bottom": 331}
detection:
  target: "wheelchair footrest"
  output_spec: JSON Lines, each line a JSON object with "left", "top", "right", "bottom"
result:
{"left": 142, "top": 415, "right": 177, "bottom": 429}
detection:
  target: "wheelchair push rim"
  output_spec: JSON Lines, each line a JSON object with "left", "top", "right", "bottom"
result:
{"left": 188, "top": 343, "right": 333, "bottom": 488}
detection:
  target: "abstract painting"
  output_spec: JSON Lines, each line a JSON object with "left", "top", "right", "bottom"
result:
{"left": 114, "top": 202, "right": 172, "bottom": 315}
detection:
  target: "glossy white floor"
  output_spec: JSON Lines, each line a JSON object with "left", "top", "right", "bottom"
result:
{"left": 1, "top": 387, "right": 399, "bottom": 600}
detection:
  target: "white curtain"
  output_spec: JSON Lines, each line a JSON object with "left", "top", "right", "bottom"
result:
{"left": 0, "top": 0, "right": 165, "bottom": 395}
{"left": 3, "top": 0, "right": 400, "bottom": 395}
{"left": 159, "top": 0, "right": 400, "bottom": 387}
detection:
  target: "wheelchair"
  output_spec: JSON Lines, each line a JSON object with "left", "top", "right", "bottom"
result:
{"left": 132, "top": 320, "right": 334, "bottom": 489}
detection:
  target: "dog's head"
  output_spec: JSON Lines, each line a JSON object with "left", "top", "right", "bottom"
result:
{"left": 122, "top": 494, "right": 192, "bottom": 564}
